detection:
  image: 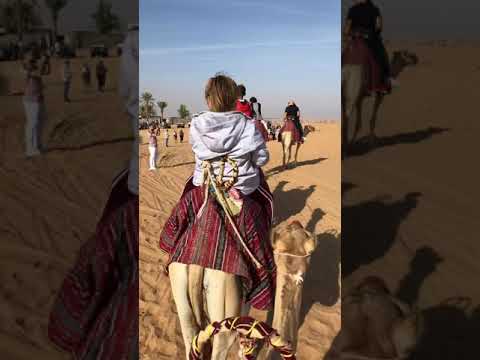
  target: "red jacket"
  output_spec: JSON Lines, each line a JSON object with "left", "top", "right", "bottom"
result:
{"left": 236, "top": 99, "right": 253, "bottom": 118}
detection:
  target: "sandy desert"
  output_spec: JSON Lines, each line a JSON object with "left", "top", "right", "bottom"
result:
{"left": 342, "top": 42, "right": 480, "bottom": 357}
{"left": 1, "top": 40, "right": 479, "bottom": 360}
{"left": 0, "top": 56, "right": 133, "bottom": 359}
{"left": 139, "top": 123, "right": 341, "bottom": 359}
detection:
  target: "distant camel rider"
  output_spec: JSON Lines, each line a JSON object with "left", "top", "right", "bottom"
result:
{"left": 284, "top": 100, "right": 304, "bottom": 143}
{"left": 344, "top": 0, "right": 393, "bottom": 92}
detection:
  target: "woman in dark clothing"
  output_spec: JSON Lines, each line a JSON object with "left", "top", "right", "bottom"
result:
{"left": 96, "top": 60, "right": 108, "bottom": 92}
{"left": 344, "top": 0, "right": 391, "bottom": 89}
{"left": 284, "top": 100, "right": 304, "bottom": 143}
{"left": 250, "top": 96, "right": 269, "bottom": 142}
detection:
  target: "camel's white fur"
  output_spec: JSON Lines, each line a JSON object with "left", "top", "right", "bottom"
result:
{"left": 281, "top": 131, "right": 301, "bottom": 169}
{"left": 258, "top": 221, "right": 318, "bottom": 360}
{"left": 169, "top": 263, "right": 242, "bottom": 360}
{"left": 170, "top": 221, "right": 318, "bottom": 360}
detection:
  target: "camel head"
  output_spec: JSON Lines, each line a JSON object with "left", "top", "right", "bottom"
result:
{"left": 271, "top": 221, "right": 317, "bottom": 257}
{"left": 271, "top": 221, "right": 318, "bottom": 279}
{"left": 391, "top": 50, "right": 419, "bottom": 78}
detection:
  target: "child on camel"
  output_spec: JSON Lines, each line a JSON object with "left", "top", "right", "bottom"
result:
{"left": 236, "top": 84, "right": 269, "bottom": 142}
{"left": 159, "top": 74, "right": 276, "bottom": 312}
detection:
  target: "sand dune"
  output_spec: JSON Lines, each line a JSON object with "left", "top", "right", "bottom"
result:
{"left": 0, "top": 57, "right": 133, "bottom": 359}
{"left": 139, "top": 124, "right": 341, "bottom": 359}
{"left": 342, "top": 43, "right": 480, "bottom": 356}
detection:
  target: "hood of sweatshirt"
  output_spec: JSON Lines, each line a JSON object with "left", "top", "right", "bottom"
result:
{"left": 190, "top": 111, "right": 264, "bottom": 160}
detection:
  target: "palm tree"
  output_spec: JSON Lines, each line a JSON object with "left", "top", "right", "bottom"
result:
{"left": 91, "top": 0, "right": 120, "bottom": 35}
{"left": 178, "top": 104, "right": 190, "bottom": 119}
{"left": 44, "top": 0, "right": 68, "bottom": 39}
{"left": 1, "top": 0, "right": 39, "bottom": 40}
{"left": 140, "top": 92, "right": 156, "bottom": 121}
{"left": 157, "top": 101, "right": 168, "bottom": 122}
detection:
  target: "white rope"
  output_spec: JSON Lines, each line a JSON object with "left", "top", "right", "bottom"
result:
{"left": 273, "top": 251, "right": 312, "bottom": 258}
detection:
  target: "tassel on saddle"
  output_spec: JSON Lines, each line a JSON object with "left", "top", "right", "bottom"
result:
{"left": 197, "top": 156, "right": 243, "bottom": 218}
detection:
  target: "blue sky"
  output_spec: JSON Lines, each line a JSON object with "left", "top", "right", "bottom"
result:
{"left": 140, "top": 0, "right": 340, "bottom": 120}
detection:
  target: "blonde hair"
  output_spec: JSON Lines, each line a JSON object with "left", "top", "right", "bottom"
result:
{"left": 205, "top": 74, "right": 238, "bottom": 112}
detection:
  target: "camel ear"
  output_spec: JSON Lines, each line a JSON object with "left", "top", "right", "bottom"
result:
{"left": 270, "top": 229, "right": 279, "bottom": 249}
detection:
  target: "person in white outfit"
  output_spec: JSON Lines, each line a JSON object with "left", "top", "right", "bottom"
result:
{"left": 23, "top": 59, "right": 47, "bottom": 157}
{"left": 148, "top": 125, "right": 159, "bottom": 170}
{"left": 163, "top": 129, "right": 169, "bottom": 147}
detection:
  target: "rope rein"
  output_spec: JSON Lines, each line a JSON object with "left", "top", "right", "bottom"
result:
{"left": 189, "top": 316, "right": 296, "bottom": 360}
{"left": 273, "top": 251, "right": 312, "bottom": 258}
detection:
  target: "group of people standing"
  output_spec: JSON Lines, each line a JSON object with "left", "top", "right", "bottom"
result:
{"left": 147, "top": 124, "right": 185, "bottom": 171}
{"left": 80, "top": 60, "right": 108, "bottom": 93}
{"left": 21, "top": 53, "right": 110, "bottom": 157}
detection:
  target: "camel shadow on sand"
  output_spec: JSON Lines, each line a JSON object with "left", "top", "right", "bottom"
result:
{"left": 346, "top": 127, "right": 450, "bottom": 158}
{"left": 266, "top": 157, "right": 327, "bottom": 177}
{"left": 342, "top": 188, "right": 422, "bottom": 278}
{"left": 271, "top": 181, "right": 316, "bottom": 225}
{"left": 326, "top": 245, "right": 480, "bottom": 359}
{"left": 412, "top": 300, "right": 480, "bottom": 359}
{"left": 394, "top": 247, "right": 480, "bottom": 359}
{"left": 300, "top": 225, "right": 340, "bottom": 328}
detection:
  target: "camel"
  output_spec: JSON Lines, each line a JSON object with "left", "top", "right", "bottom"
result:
{"left": 342, "top": 37, "right": 418, "bottom": 157}
{"left": 325, "top": 276, "right": 424, "bottom": 360}
{"left": 170, "top": 221, "right": 317, "bottom": 360}
{"left": 280, "top": 117, "right": 302, "bottom": 169}
{"left": 169, "top": 263, "right": 242, "bottom": 360}
{"left": 303, "top": 125, "right": 316, "bottom": 136}
{"left": 257, "top": 221, "right": 317, "bottom": 360}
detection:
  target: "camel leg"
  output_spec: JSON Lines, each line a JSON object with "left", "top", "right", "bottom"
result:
{"left": 342, "top": 92, "right": 357, "bottom": 154}
{"left": 287, "top": 143, "right": 292, "bottom": 167}
{"left": 169, "top": 262, "right": 199, "bottom": 360}
{"left": 342, "top": 65, "right": 364, "bottom": 155}
{"left": 282, "top": 142, "right": 286, "bottom": 169}
{"left": 369, "top": 93, "right": 384, "bottom": 146}
{"left": 352, "top": 98, "right": 363, "bottom": 143}
{"left": 285, "top": 132, "right": 293, "bottom": 169}
{"left": 294, "top": 143, "right": 300, "bottom": 165}
{"left": 341, "top": 95, "right": 349, "bottom": 159}
{"left": 204, "top": 268, "right": 242, "bottom": 360}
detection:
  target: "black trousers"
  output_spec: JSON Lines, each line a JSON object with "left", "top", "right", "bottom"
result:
{"left": 63, "top": 81, "right": 71, "bottom": 101}
{"left": 97, "top": 76, "right": 106, "bottom": 91}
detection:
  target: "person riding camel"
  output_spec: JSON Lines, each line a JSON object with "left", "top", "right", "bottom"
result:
{"left": 159, "top": 74, "right": 276, "bottom": 312}
{"left": 280, "top": 100, "right": 304, "bottom": 144}
{"left": 235, "top": 84, "right": 269, "bottom": 142}
{"left": 250, "top": 96, "right": 269, "bottom": 142}
{"left": 344, "top": 0, "right": 394, "bottom": 93}
{"left": 235, "top": 84, "right": 253, "bottom": 117}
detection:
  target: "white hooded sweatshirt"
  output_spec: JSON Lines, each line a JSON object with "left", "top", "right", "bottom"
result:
{"left": 190, "top": 111, "right": 269, "bottom": 195}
